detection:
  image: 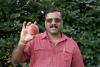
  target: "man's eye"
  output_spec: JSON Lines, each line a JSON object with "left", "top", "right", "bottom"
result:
{"left": 46, "top": 18, "right": 61, "bottom": 23}
{"left": 55, "top": 18, "right": 61, "bottom": 22}
{"left": 46, "top": 19, "right": 52, "bottom": 23}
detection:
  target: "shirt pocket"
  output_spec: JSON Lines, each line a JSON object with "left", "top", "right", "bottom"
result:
{"left": 62, "top": 48, "right": 73, "bottom": 62}
{"left": 34, "top": 47, "right": 52, "bottom": 59}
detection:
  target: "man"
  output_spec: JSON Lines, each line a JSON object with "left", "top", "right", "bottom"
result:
{"left": 12, "top": 7, "right": 84, "bottom": 67}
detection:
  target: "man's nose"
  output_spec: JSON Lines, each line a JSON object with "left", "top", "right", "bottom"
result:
{"left": 51, "top": 19, "right": 56, "bottom": 24}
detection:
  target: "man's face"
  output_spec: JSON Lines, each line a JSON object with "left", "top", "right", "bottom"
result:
{"left": 45, "top": 12, "right": 63, "bottom": 35}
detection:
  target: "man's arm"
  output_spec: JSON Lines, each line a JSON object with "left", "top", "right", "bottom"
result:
{"left": 12, "top": 40, "right": 26, "bottom": 64}
{"left": 71, "top": 42, "right": 84, "bottom": 67}
{"left": 12, "top": 21, "right": 37, "bottom": 64}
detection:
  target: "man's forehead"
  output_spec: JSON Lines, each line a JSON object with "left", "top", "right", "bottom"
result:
{"left": 46, "top": 12, "right": 61, "bottom": 18}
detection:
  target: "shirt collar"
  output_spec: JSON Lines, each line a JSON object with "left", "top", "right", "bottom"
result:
{"left": 40, "top": 31, "right": 47, "bottom": 39}
{"left": 40, "top": 31, "right": 69, "bottom": 41}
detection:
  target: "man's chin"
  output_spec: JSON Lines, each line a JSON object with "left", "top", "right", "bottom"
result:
{"left": 49, "top": 31, "right": 59, "bottom": 35}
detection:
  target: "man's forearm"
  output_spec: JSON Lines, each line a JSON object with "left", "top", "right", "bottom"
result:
{"left": 12, "top": 41, "right": 26, "bottom": 64}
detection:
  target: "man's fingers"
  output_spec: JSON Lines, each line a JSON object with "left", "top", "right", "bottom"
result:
{"left": 22, "top": 21, "right": 37, "bottom": 29}
{"left": 22, "top": 21, "right": 27, "bottom": 29}
{"left": 34, "top": 21, "right": 37, "bottom": 25}
{"left": 27, "top": 22, "right": 31, "bottom": 26}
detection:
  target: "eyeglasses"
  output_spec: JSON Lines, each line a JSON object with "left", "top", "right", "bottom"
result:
{"left": 45, "top": 18, "right": 62, "bottom": 23}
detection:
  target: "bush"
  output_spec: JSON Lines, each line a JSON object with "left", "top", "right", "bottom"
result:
{"left": 0, "top": 0, "right": 100, "bottom": 67}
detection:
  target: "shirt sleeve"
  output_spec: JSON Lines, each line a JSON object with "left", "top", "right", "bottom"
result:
{"left": 71, "top": 41, "right": 84, "bottom": 67}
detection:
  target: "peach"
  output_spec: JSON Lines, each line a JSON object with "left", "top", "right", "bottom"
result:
{"left": 26, "top": 24, "right": 39, "bottom": 35}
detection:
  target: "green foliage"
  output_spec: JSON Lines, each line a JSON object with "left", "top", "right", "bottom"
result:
{"left": 0, "top": 0, "right": 100, "bottom": 67}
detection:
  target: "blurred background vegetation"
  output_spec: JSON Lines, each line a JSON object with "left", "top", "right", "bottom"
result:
{"left": 0, "top": 0, "right": 100, "bottom": 67}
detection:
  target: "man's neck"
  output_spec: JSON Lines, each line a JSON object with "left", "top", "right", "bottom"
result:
{"left": 48, "top": 32, "right": 61, "bottom": 39}
{"left": 47, "top": 32, "right": 62, "bottom": 45}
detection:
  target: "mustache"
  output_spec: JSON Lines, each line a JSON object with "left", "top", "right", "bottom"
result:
{"left": 50, "top": 25, "right": 58, "bottom": 28}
